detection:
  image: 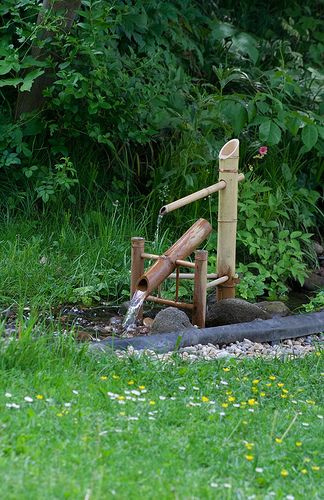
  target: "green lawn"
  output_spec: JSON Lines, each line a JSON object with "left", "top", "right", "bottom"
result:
{"left": 0, "top": 336, "right": 323, "bottom": 499}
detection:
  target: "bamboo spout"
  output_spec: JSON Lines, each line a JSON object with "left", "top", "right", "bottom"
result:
{"left": 159, "top": 173, "right": 244, "bottom": 215}
{"left": 137, "top": 218, "right": 212, "bottom": 296}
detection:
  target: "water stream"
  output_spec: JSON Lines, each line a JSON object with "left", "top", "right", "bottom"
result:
{"left": 154, "top": 214, "right": 164, "bottom": 251}
{"left": 122, "top": 290, "right": 146, "bottom": 330}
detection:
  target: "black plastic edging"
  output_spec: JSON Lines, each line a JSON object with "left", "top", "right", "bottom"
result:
{"left": 89, "top": 310, "right": 324, "bottom": 354}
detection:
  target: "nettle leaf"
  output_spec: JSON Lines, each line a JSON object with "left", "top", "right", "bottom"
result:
{"left": 0, "top": 77, "right": 22, "bottom": 88}
{"left": 20, "top": 69, "right": 45, "bottom": 92}
{"left": 259, "top": 120, "right": 281, "bottom": 145}
{"left": 301, "top": 124, "right": 318, "bottom": 151}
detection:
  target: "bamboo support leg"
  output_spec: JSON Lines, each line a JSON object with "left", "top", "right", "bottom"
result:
{"left": 192, "top": 250, "right": 208, "bottom": 328}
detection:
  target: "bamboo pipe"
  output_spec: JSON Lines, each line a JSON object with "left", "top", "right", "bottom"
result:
{"left": 206, "top": 275, "right": 229, "bottom": 290}
{"left": 146, "top": 295, "right": 194, "bottom": 310}
{"left": 168, "top": 273, "right": 219, "bottom": 279}
{"left": 216, "top": 139, "right": 239, "bottom": 301}
{"left": 141, "top": 253, "right": 196, "bottom": 269}
{"left": 137, "top": 218, "right": 212, "bottom": 296}
{"left": 131, "top": 238, "right": 145, "bottom": 297}
{"left": 159, "top": 173, "right": 244, "bottom": 215}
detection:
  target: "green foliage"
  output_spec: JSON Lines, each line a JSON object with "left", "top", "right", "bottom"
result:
{"left": 301, "top": 291, "right": 324, "bottom": 313}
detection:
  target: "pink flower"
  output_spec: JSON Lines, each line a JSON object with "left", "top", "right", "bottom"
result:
{"left": 258, "top": 146, "right": 268, "bottom": 156}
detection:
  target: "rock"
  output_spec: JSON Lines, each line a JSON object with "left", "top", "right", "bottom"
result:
{"left": 143, "top": 317, "right": 154, "bottom": 328}
{"left": 151, "top": 307, "right": 193, "bottom": 334}
{"left": 256, "top": 301, "right": 290, "bottom": 317}
{"left": 206, "top": 298, "right": 271, "bottom": 327}
{"left": 314, "top": 241, "right": 324, "bottom": 256}
{"left": 303, "top": 272, "right": 324, "bottom": 291}
{"left": 118, "top": 301, "right": 130, "bottom": 315}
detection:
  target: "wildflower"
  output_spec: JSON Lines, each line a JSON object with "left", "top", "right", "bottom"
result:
{"left": 311, "top": 466, "right": 320, "bottom": 471}
{"left": 226, "top": 390, "right": 233, "bottom": 395}
{"left": 281, "top": 394, "right": 288, "bottom": 399}
{"left": 252, "top": 379, "right": 260, "bottom": 385}
{"left": 260, "top": 392, "right": 266, "bottom": 397}
{"left": 295, "top": 441, "right": 302, "bottom": 447}
{"left": 306, "top": 400, "right": 315, "bottom": 405}
{"left": 255, "top": 467, "right": 264, "bottom": 473}
{"left": 223, "top": 367, "right": 230, "bottom": 372}
{"left": 6, "top": 403, "right": 20, "bottom": 409}
{"left": 304, "top": 458, "right": 311, "bottom": 463}
{"left": 266, "top": 383, "right": 272, "bottom": 387}
{"left": 245, "top": 455, "right": 254, "bottom": 461}
{"left": 119, "top": 411, "right": 125, "bottom": 416}
{"left": 281, "top": 469, "right": 289, "bottom": 477}
{"left": 240, "top": 401, "right": 247, "bottom": 406}
{"left": 56, "top": 413, "right": 63, "bottom": 417}
{"left": 112, "top": 375, "right": 120, "bottom": 380}
{"left": 159, "top": 396, "right": 166, "bottom": 400}
{"left": 317, "top": 415, "right": 323, "bottom": 419}
{"left": 248, "top": 399, "right": 256, "bottom": 406}
{"left": 282, "top": 389, "right": 289, "bottom": 394}
{"left": 36, "top": 395, "right": 44, "bottom": 400}
{"left": 269, "top": 375, "right": 276, "bottom": 380}
{"left": 117, "top": 396, "right": 125, "bottom": 401}
{"left": 277, "top": 383, "right": 284, "bottom": 388}
{"left": 193, "top": 386, "right": 199, "bottom": 391}
{"left": 100, "top": 376, "right": 108, "bottom": 381}
{"left": 245, "top": 442, "right": 254, "bottom": 450}
{"left": 221, "top": 403, "right": 228, "bottom": 408}
{"left": 5, "top": 393, "right": 12, "bottom": 398}
{"left": 301, "top": 469, "right": 307, "bottom": 474}
{"left": 315, "top": 351, "right": 321, "bottom": 356}
{"left": 178, "top": 386, "right": 186, "bottom": 391}
{"left": 24, "top": 396, "right": 33, "bottom": 403}
{"left": 128, "top": 380, "right": 135, "bottom": 385}
{"left": 228, "top": 396, "right": 235, "bottom": 402}
{"left": 72, "top": 390, "right": 79, "bottom": 395}
{"left": 275, "top": 438, "right": 282, "bottom": 444}
{"left": 259, "top": 146, "right": 268, "bottom": 156}
{"left": 149, "top": 400, "right": 156, "bottom": 405}
{"left": 201, "top": 396, "right": 209, "bottom": 403}
{"left": 138, "top": 385, "right": 145, "bottom": 390}
{"left": 252, "top": 387, "right": 258, "bottom": 394}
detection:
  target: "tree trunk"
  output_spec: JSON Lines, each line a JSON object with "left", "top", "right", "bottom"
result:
{"left": 15, "top": 0, "right": 81, "bottom": 119}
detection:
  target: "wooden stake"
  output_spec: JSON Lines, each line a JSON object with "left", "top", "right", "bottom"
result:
{"left": 216, "top": 139, "right": 239, "bottom": 301}
{"left": 192, "top": 250, "right": 208, "bottom": 328}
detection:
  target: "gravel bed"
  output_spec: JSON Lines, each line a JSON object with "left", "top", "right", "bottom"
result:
{"left": 115, "top": 335, "right": 323, "bottom": 362}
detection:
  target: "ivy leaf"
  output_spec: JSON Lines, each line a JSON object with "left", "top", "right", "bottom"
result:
{"left": 301, "top": 124, "right": 318, "bottom": 151}
{"left": 259, "top": 120, "right": 281, "bottom": 144}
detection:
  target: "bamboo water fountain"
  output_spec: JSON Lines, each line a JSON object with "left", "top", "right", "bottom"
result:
{"left": 127, "top": 139, "right": 244, "bottom": 329}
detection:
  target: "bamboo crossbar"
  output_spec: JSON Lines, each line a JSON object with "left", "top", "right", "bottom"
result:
{"left": 160, "top": 172, "right": 244, "bottom": 215}
{"left": 146, "top": 295, "right": 194, "bottom": 310}
{"left": 141, "top": 253, "right": 195, "bottom": 269}
{"left": 206, "top": 275, "right": 229, "bottom": 290}
{"left": 168, "top": 273, "right": 218, "bottom": 280}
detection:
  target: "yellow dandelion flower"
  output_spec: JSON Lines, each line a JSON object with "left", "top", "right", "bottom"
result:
{"left": 301, "top": 469, "right": 307, "bottom": 475}
{"left": 221, "top": 403, "right": 228, "bottom": 408}
{"left": 282, "top": 389, "right": 289, "bottom": 394}
{"left": 201, "top": 396, "right": 209, "bottom": 403}
{"left": 243, "top": 376, "right": 248, "bottom": 381}
{"left": 112, "top": 375, "right": 120, "bottom": 380}
{"left": 242, "top": 420, "right": 248, "bottom": 425}
{"left": 295, "top": 441, "right": 302, "bottom": 447}
{"left": 281, "top": 394, "right": 288, "bottom": 399}
{"left": 315, "top": 352, "right": 321, "bottom": 356}
{"left": 266, "top": 383, "right": 272, "bottom": 387}
{"left": 56, "top": 413, "right": 63, "bottom": 417}
{"left": 228, "top": 396, "right": 235, "bottom": 402}
{"left": 226, "top": 390, "right": 233, "bottom": 395}
{"left": 223, "top": 367, "right": 230, "bottom": 372}
{"left": 245, "top": 455, "right": 254, "bottom": 461}
{"left": 281, "top": 469, "right": 289, "bottom": 477}
{"left": 100, "top": 376, "right": 108, "bottom": 381}
{"left": 117, "top": 395, "right": 125, "bottom": 401}
{"left": 311, "top": 465, "right": 320, "bottom": 471}
{"left": 245, "top": 442, "right": 254, "bottom": 450}
{"left": 149, "top": 400, "right": 156, "bottom": 405}
{"left": 240, "top": 401, "right": 247, "bottom": 406}
{"left": 248, "top": 399, "right": 256, "bottom": 406}
{"left": 252, "top": 379, "right": 260, "bottom": 385}
{"left": 128, "top": 380, "right": 135, "bottom": 385}
{"left": 252, "top": 387, "right": 258, "bottom": 394}
{"left": 304, "top": 457, "right": 311, "bottom": 463}
{"left": 269, "top": 375, "right": 276, "bottom": 380}
{"left": 139, "top": 385, "right": 145, "bottom": 390}
{"left": 275, "top": 438, "right": 282, "bottom": 444}
{"left": 260, "top": 392, "right": 266, "bottom": 397}
{"left": 306, "top": 400, "right": 315, "bottom": 405}
{"left": 119, "top": 411, "right": 126, "bottom": 416}
{"left": 277, "top": 383, "right": 284, "bottom": 388}
{"left": 36, "top": 395, "right": 44, "bottom": 400}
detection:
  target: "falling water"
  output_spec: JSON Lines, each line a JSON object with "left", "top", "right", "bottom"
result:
{"left": 154, "top": 214, "right": 163, "bottom": 250}
{"left": 122, "top": 290, "right": 146, "bottom": 330}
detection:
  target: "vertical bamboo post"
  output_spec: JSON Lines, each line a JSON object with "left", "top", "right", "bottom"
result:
{"left": 216, "top": 139, "right": 239, "bottom": 301}
{"left": 192, "top": 250, "right": 208, "bottom": 328}
{"left": 131, "top": 237, "right": 145, "bottom": 298}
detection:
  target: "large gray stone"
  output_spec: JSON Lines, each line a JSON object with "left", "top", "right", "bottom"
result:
{"left": 303, "top": 272, "right": 324, "bottom": 291}
{"left": 151, "top": 307, "right": 193, "bottom": 334}
{"left": 206, "top": 298, "right": 271, "bottom": 327}
{"left": 256, "top": 301, "right": 290, "bottom": 317}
